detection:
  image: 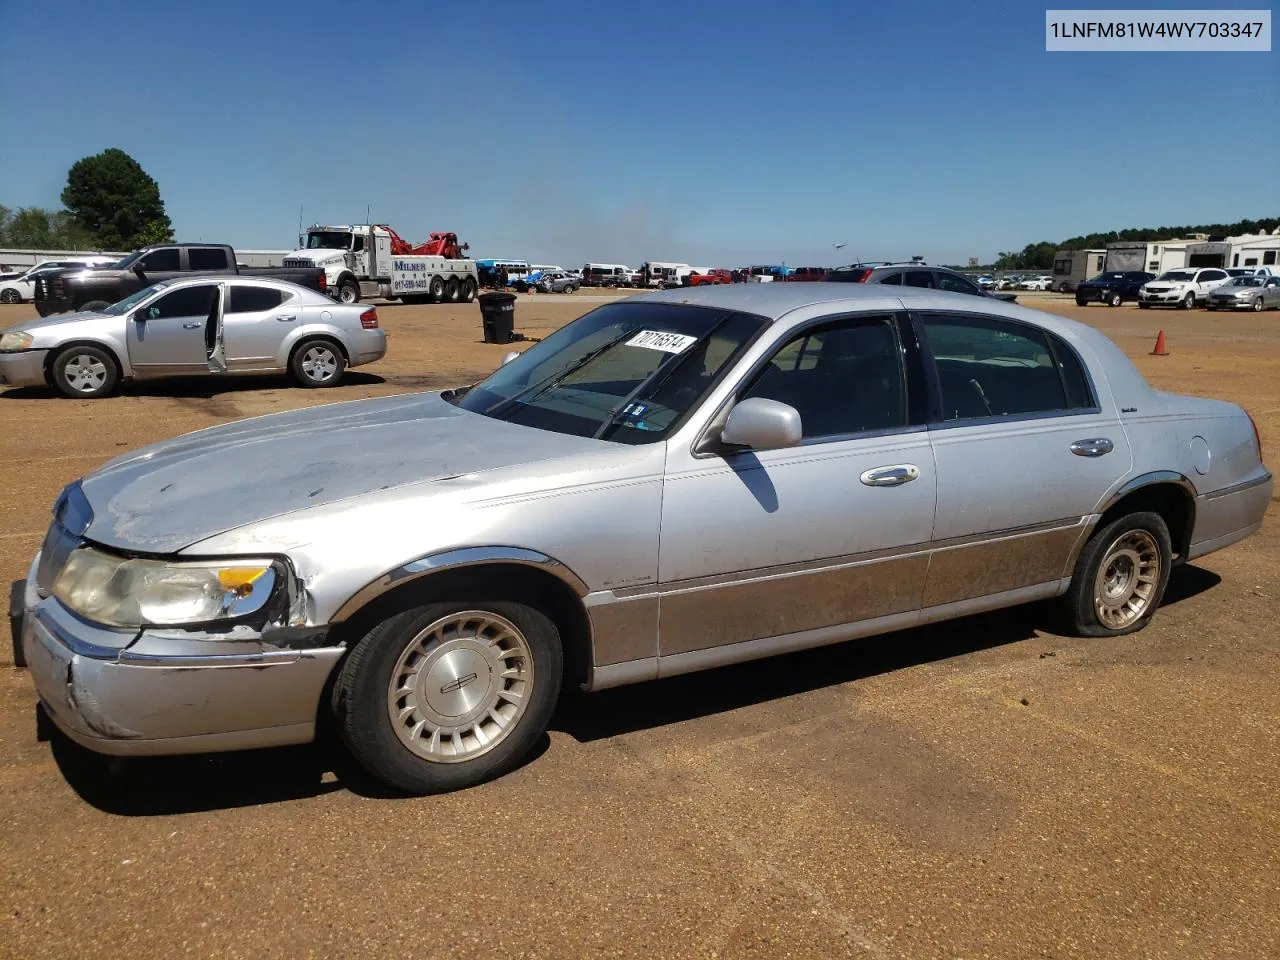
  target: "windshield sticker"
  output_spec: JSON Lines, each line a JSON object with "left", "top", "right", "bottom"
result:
{"left": 626, "top": 330, "right": 698, "bottom": 354}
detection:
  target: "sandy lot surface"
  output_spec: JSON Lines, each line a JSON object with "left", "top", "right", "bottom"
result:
{"left": 0, "top": 290, "right": 1277, "bottom": 959}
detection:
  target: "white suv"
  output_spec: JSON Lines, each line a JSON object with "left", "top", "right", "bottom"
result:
{"left": 1138, "top": 268, "right": 1231, "bottom": 309}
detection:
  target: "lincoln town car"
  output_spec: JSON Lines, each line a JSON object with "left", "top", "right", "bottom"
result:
{"left": 15, "top": 284, "right": 1271, "bottom": 794}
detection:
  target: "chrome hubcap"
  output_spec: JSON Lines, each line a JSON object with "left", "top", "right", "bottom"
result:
{"left": 63, "top": 354, "right": 107, "bottom": 393}
{"left": 1094, "top": 530, "right": 1161, "bottom": 629}
{"left": 386, "top": 611, "right": 534, "bottom": 763}
{"left": 300, "top": 346, "right": 337, "bottom": 381}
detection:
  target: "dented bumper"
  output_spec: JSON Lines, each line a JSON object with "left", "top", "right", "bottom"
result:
{"left": 20, "top": 581, "right": 344, "bottom": 757}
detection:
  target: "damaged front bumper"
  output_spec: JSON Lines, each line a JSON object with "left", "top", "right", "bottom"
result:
{"left": 16, "top": 558, "right": 344, "bottom": 757}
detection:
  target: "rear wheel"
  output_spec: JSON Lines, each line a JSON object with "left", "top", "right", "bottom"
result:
{"left": 0, "top": 289, "right": 22, "bottom": 304}
{"left": 428, "top": 276, "right": 445, "bottom": 302}
{"left": 289, "top": 338, "right": 346, "bottom": 388}
{"left": 1063, "top": 511, "right": 1172, "bottom": 637}
{"left": 444, "top": 277, "right": 460, "bottom": 303}
{"left": 459, "top": 277, "right": 477, "bottom": 303}
{"left": 50, "top": 345, "right": 119, "bottom": 398}
{"left": 333, "top": 600, "right": 563, "bottom": 794}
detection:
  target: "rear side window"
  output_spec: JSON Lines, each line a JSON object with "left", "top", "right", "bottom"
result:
{"left": 922, "top": 314, "right": 1092, "bottom": 420}
{"left": 228, "top": 285, "right": 286, "bottom": 313}
{"left": 139, "top": 248, "right": 179, "bottom": 272}
{"left": 189, "top": 247, "right": 229, "bottom": 271}
{"left": 935, "top": 272, "right": 980, "bottom": 296}
{"left": 879, "top": 272, "right": 902, "bottom": 285}
{"left": 903, "top": 271, "right": 933, "bottom": 288}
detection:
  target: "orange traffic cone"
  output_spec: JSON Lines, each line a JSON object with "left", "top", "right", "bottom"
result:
{"left": 1151, "top": 330, "right": 1168, "bottom": 356}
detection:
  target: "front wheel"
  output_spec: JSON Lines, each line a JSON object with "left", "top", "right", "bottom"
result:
{"left": 333, "top": 601, "right": 563, "bottom": 794}
{"left": 289, "top": 338, "right": 346, "bottom": 388}
{"left": 0, "top": 289, "right": 22, "bottom": 304}
{"left": 1107, "top": 290, "right": 1122, "bottom": 307}
{"left": 51, "top": 345, "right": 119, "bottom": 398}
{"left": 1138, "top": 302, "right": 1150, "bottom": 309}
{"left": 1181, "top": 292, "right": 1195, "bottom": 310}
{"left": 1063, "top": 511, "right": 1172, "bottom": 637}
{"left": 1253, "top": 297, "right": 1264, "bottom": 312}
{"left": 338, "top": 280, "right": 360, "bottom": 305}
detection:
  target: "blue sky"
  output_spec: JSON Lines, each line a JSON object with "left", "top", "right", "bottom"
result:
{"left": 0, "top": 0, "right": 1275, "bottom": 266}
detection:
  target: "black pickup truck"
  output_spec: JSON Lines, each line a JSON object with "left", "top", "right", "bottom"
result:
{"left": 34, "top": 243, "right": 329, "bottom": 316}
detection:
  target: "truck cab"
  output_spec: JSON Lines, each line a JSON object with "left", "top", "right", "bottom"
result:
{"left": 284, "top": 225, "right": 395, "bottom": 304}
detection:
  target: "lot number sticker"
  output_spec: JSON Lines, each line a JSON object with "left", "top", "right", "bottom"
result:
{"left": 627, "top": 330, "right": 698, "bottom": 353}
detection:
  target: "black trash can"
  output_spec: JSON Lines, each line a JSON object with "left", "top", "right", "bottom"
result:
{"left": 478, "top": 291, "right": 517, "bottom": 344}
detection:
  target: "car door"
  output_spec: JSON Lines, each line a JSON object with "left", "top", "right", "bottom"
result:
{"left": 1264, "top": 277, "right": 1280, "bottom": 307}
{"left": 1196, "top": 269, "right": 1228, "bottom": 300}
{"left": 916, "top": 311, "right": 1132, "bottom": 608}
{"left": 126, "top": 282, "right": 222, "bottom": 374}
{"left": 131, "top": 247, "right": 184, "bottom": 287}
{"left": 656, "top": 311, "right": 936, "bottom": 656}
{"left": 222, "top": 283, "right": 295, "bottom": 370}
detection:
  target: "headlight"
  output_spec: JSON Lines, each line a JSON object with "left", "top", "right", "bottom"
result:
{"left": 52, "top": 546, "right": 298, "bottom": 628}
{"left": 0, "top": 332, "right": 34, "bottom": 352}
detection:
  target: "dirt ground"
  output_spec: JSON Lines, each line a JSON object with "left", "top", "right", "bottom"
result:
{"left": 0, "top": 290, "right": 1277, "bottom": 959}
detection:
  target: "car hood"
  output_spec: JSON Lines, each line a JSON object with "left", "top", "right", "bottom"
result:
{"left": 3, "top": 309, "right": 109, "bottom": 333}
{"left": 286, "top": 249, "right": 345, "bottom": 263}
{"left": 76, "top": 392, "right": 605, "bottom": 553}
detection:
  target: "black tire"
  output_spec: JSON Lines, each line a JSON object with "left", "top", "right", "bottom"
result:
{"left": 444, "top": 277, "right": 460, "bottom": 303}
{"left": 289, "top": 337, "right": 346, "bottom": 388}
{"left": 1138, "top": 302, "right": 1150, "bottom": 309}
{"left": 1180, "top": 292, "right": 1195, "bottom": 310}
{"left": 1253, "top": 297, "right": 1264, "bottom": 312}
{"left": 1107, "top": 290, "right": 1122, "bottom": 307}
{"left": 78, "top": 300, "right": 113, "bottom": 313}
{"left": 0, "top": 289, "right": 22, "bottom": 304}
{"left": 338, "top": 280, "right": 360, "bottom": 305}
{"left": 428, "top": 276, "right": 445, "bottom": 302}
{"left": 50, "top": 344, "right": 119, "bottom": 399}
{"left": 459, "top": 277, "right": 477, "bottom": 303}
{"left": 333, "top": 600, "right": 563, "bottom": 795}
{"left": 1075, "top": 299, "right": 1088, "bottom": 307}
{"left": 1063, "top": 511, "right": 1172, "bottom": 638}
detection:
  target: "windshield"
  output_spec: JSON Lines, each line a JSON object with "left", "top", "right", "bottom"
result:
{"left": 1157, "top": 271, "right": 1195, "bottom": 282}
{"left": 101, "top": 282, "right": 171, "bottom": 315}
{"left": 307, "top": 232, "right": 352, "bottom": 250}
{"left": 1228, "top": 276, "right": 1264, "bottom": 287}
{"left": 451, "top": 302, "right": 766, "bottom": 443}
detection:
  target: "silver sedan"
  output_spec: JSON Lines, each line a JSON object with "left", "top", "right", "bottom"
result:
{"left": 0, "top": 276, "right": 387, "bottom": 398}
{"left": 16, "top": 284, "right": 1271, "bottom": 795}
{"left": 1205, "top": 275, "right": 1280, "bottom": 312}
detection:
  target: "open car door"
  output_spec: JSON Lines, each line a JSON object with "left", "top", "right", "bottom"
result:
{"left": 205, "top": 282, "right": 227, "bottom": 373}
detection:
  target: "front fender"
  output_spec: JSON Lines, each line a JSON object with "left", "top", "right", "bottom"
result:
{"left": 33, "top": 319, "right": 135, "bottom": 378}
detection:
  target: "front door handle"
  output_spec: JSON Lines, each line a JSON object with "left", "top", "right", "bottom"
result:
{"left": 860, "top": 464, "right": 920, "bottom": 487}
{"left": 181, "top": 321, "right": 202, "bottom": 329}
{"left": 1070, "top": 438, "right": 1114, "bottom": 457}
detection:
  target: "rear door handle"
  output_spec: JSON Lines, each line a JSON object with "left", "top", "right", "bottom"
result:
{"left": 1070, "top": 438, "right": 1114, "bottom": 457}
{"left": 860, "top": 464, "right": 920, "bottom": 487}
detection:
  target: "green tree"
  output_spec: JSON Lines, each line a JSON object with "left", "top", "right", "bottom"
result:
{"left": 0, "top": 206, "right": 98, "bottom": 249}
{"left": 61, "top": 148, "right": 172, "bottom": 249}
{"left": 131, "top": 218, "right": 175, "bottom": 246}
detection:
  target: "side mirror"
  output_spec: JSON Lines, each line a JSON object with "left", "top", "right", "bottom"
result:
{"left": 500, "top": 350, "right": 520, "bottom": 366}
{"left": 719, "top": 397, "right": 803, "bottom": 451}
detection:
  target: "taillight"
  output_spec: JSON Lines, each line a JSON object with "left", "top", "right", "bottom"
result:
{"left": 855, "top": 269, "right": 873, "bottom": 283}
{"left": 317, "top": 274, "right": 327, "bottom": 291}
{"left": 1246, "top": 410, "right": 1262, "bottom": 460}
{"left": 360, "top": 308, "right": 378, "bottom": 329}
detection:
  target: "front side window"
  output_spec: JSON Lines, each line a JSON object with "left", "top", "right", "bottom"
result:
{"left": 188, "top": 247, "right": 228, "bottom": 271}
{"left": 922, "top": 314, "right": 1093, "bottom": 421}
{"left": 145, "top": 284, "right": 218, "bottom": 320}
{"left": 1199, "top": 270, "right": 1227, "bottom": 282}
{"left": 452, "top": 302, "right": 765, "bottom": 443}
{"left": 139, "top": 248, "right": 180, "bottom": 272}
{"left": 740, "top": 316, "right": 907, "bottom": 439}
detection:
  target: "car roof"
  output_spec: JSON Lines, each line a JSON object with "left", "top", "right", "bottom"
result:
{"left": 156, "top": 274, "right": 330, "bottom": 299}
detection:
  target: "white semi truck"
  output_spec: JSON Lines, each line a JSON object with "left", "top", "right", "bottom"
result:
{"left": 282, "top": 224, "right": 478, "bottom": 304}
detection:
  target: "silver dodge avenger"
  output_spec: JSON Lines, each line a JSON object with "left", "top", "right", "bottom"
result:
{"left": 16, "top": 284, "right": 1271, "bottom": 794}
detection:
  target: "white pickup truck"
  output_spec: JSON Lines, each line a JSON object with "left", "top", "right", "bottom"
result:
{"left": 1138, "top": 267, "right": 1232, "bottom": 309}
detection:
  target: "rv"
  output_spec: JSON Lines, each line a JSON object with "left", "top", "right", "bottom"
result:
{"left": 639, "top": 261, "right": 691, "bottom": 288}
{"left": 1050, "top": 249, "right": 1106, "bottom": 293}
{"left": 1103, "top": 243, "right": 1148, "bottom": 274}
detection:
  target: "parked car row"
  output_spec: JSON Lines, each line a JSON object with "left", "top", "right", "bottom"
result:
{"left": 0, "top": 257, "right": 118, "bottom": 304}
